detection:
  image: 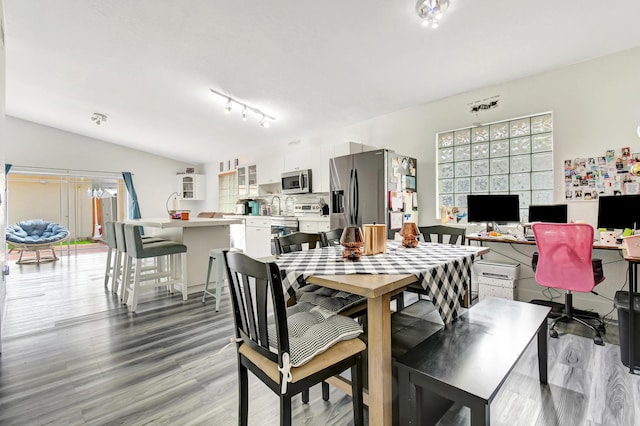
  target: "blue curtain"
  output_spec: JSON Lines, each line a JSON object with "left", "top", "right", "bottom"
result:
{"left": 122, "top": 172, "right": 142, "bottom": 220}
{"left": 122, "top": 172, "right": 144, "bottom": 235}
{"left": 5, "top": 163, "right": 12, "bottom": 175}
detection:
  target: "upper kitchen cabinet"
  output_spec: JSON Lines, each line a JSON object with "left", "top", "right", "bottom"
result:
{"left": 237, "top": 164, "right": 258, "bottom": 198}
{"left": 178, "top": 173, "right": 205, "bottom": 200}
{"left": 257, "top": 154, "right": 283, "bottom": 185}
{"left": 283, "top": 142, "right": 321, "bottom": 191}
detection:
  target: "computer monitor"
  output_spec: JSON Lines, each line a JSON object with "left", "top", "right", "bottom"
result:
{"left": 597, "top": 194, "right": 640, "bottom": 230}
{"left": 528, "top": 204, "right": 568, "bottom": 223}
{"left": 467, "top": 194, "right": 520, "bottom": 231}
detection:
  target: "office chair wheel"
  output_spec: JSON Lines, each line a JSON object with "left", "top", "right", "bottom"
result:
{"left": 549, "top": 328, "right": 559, "bottom": 338}
{"left": 593, "top": 335, "right": 604, "bottom": 346}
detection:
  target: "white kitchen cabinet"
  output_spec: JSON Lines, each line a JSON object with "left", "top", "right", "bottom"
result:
{"left": 257, "top": 155, "right": 283, "bottom": 185}
{"left": 298, "top": 217, "right": 330, "bottom": 233}
{"left": 177, "top": 174, "right": 205, "bottom": 200}
{"left": 245, "top": 217, "right": 272, "bottom": 258}
{"left": 237, "top": 164, "right": 258, "bottom": 198}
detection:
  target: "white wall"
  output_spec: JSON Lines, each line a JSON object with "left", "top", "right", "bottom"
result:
{"left": 5, "top": 117, "right": 198, "bottom": 218}
{"left": 223, "top": 47, "right": 640, "bottom": 318}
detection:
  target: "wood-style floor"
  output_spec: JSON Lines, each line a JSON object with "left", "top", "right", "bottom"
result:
{"left": 0, "top": 251, "right": 639, "bottom": 425}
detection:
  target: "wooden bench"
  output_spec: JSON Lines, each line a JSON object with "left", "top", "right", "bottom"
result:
{"left": 395, "top": 297, "right": 551, "bottom": 426}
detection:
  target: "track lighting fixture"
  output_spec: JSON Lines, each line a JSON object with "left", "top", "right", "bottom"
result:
{"left": 209, "top": 88, "right": 275, "bottom": 128}
{"left": 91, "top": 113, "right": 107, "bottom": 125}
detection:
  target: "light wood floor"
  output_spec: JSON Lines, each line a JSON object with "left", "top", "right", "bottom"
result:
{"left": 0, "top": 251, "right": 638, "bottom": 425}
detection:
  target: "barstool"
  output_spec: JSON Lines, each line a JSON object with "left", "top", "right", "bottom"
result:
{"left": 202, "top": 247, "right": 241, "bottom": 311}
{"left": 103, "top": 221, "right": 118, "bottom": 292}
{"left": 113, "top": 222, "right": 165, "bottom": 301}
{"left": 123, "top": 224, "right": 188, "bottom": 313}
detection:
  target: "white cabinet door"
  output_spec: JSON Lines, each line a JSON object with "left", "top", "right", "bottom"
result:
{"left": 245, "top": 218, "right": 271, "bottom": 258}
{"left": 178, "top": 174, "right": 205, "bottom": 200}
{"left": 238, "top": 165, "right": 258, "bottom": 197}
{"left": 299, "top": 221, "right": 318, "bottom": 233}
{"left": 257, "top": 155, "right": 283, "bottom": 185}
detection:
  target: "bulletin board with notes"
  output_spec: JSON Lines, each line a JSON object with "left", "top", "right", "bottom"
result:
{"left": 564, "top": 146, "right": 640, "bottom": 201}
{"left": 388, "top": 154, "right": 418, "bottom": 231}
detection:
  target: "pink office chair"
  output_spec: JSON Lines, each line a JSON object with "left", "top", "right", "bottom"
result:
{"left": 532, "top": 223, "right": 605, "bottom": 345}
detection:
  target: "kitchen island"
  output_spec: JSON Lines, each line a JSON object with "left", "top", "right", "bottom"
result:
{"left": 125, "top": 217, "right": 243, "bottom": 298}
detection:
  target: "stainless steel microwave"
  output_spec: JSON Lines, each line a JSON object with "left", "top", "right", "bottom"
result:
{"left": 281, "top": 169, "right": 312, "bottom": 194}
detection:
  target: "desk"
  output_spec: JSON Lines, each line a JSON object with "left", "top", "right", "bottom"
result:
{"left": 275, "top": 242, "right": 489, "bottom": 426}
{"left": 623, "top": 250, "right": 638, "bottom": 374}
{"left": 126, "top": 218, "right": 242, "bottom": 296}
{"left": 470, "top": 234, "right": 638, "bottom": 374}
{"left": 467, "top": 234, "right": 623, "bottom": 251}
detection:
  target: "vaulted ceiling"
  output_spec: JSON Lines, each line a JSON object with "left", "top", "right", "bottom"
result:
{"left": 4, "top": 1, "right": 640, "bottom": 163}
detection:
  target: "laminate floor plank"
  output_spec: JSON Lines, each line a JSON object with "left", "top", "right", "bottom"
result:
{"left": 1, "top": 252, "right": 640, "bottom": 425}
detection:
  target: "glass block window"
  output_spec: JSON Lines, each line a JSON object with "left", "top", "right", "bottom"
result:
{"left": 436, "top": 112, "right": 553, "bottom": 221}
{"left": 218, "top": 172, "right": 238, "bottom": 213}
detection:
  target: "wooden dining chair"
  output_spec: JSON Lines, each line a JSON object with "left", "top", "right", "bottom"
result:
{"left": 223, "top": 251, "right": 365, "bottom": 426}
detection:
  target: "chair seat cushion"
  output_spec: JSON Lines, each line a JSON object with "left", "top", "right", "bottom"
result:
{"left": 6, "top": 220, "right": 69, "bottom": 245}
{"left": 296, "top": 284, "right": 367, "bottom": 314}
{"left": 268, "top": 305, "right": 363, "bottom": 367}
{"left": 138, "top": 241, "right": 187, "bottom": 258}
{"left": 240, "top": 337, "right": 366, "bottom": 385}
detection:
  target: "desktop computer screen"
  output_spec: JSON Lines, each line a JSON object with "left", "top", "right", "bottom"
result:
{"left": 528, "top": 204, "right": 568, "bottom": 223}
{"left": 597, "top": 194, "right": 640, "bottom": 230}
{"left": 467, "top": 194, "right": 520, "bottom": 225}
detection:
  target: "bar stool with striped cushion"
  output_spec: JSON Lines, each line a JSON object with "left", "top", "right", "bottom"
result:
{"left": 122, "top": 224, "right": 188, "bottom": 312}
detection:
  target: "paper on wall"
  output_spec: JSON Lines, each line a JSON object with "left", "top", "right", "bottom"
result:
{"left": 389, "top": 211, "right": 403, "bottom": 230}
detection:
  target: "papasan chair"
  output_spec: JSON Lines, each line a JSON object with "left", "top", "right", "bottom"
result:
{"left": 6, "top": 220, "right": 70, "bottom": 264}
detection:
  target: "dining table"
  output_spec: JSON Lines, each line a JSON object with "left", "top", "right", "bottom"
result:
{"left": 275, "top": 240, "right": 490, "bottom": 426}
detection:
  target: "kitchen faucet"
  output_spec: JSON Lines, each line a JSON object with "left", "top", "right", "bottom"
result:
{"left": 271, "top": 196, "right": 281, "bottom": 216}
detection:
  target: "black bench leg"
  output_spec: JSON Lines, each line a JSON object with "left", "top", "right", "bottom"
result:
{"left": 537, "top": 318, "right": 548, "bottom": 384}
{"left": 470, "top": 402, "right": 489, "bottom": 426}
{"left": 397, "top": 367, "right": 415, "bottom": 425}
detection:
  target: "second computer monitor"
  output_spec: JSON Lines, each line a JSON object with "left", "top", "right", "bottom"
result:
{"left": 597, "top": 194, "right": 640, "bottom": 230}
{"left": 528, "top": 204, "right": 568, "bottom": 223}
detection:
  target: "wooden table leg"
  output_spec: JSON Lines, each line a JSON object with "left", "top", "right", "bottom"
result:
{"left": 367, "top": 293, "right": 392, "bottom": 426}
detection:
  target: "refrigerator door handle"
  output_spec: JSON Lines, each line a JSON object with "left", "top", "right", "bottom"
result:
{"left": 349, "top": 169, "right": 356, "bottom": 225}
{"left": 354, "top": 169, "right": 359, "bottom": 225}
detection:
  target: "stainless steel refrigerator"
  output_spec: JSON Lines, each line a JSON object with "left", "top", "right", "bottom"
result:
{"left": 330, "top": 149, "right": 418, "bottom": 239}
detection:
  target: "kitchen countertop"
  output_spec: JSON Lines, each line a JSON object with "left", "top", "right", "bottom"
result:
{"left": 127, "top": 217, "right": 243, "bottom": 228}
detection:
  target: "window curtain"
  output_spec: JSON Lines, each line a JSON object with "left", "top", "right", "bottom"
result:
{"left": 122, "top": 172, "right": 144, "bottom": 235}
{"left": 5, "top": 164, "right": 11, "bottom": 176}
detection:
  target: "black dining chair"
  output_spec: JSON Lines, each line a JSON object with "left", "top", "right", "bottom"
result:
{"left": 223, "top": 250, "right": 365, "bottom": 426}
{"left": 274, "top": 232, "right": 322, "bottom": 255}
{"left": 320, "top": 228, "right": 343, "bottom": 247}
{"left": 396, "top": 225, "right": 467, "bottom": 310}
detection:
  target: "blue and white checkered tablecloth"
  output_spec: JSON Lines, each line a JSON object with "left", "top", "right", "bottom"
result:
{"left": 275, "top": 241, "right": 477, "bottom": 324}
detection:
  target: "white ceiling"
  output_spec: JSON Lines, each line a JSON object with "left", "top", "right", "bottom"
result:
{"left": 4, "top": 1, "right": 640, "bottom": 164}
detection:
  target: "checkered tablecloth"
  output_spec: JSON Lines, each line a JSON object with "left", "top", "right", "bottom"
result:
{"left": 275, "top": 241, "right": 477, "bottom": 324}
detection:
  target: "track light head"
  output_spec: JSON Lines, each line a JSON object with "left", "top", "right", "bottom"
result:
{"left": 224, "top": 99, "right": 232, "bottom": 114}
{"left": 260, "top": 115, "right": 270, "bottom": 128}
{"left": 241, "top": 106, "right": 248, "bottom": 121}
